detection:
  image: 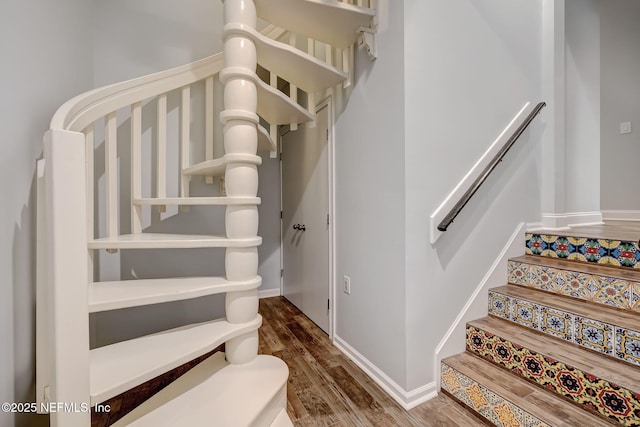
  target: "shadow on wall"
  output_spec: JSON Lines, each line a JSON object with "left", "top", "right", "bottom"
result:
{"left": 13, "top": 175, "right": 49, "bottom": 427}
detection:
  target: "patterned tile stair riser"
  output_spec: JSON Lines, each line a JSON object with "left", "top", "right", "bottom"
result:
{"left": 440, "top": 362, "right": 550, "bottom": 427}
{"left": 466, "top": 325, "right": 640, "bottom": 426}
{"left": 488, "top": 290, "right": 640, "bottom": 367}
{"left": 525, "top": 234, "right": 640, "bottom": 269}
{"left": 507, "top": 260, "right": 640, "bottom": 312}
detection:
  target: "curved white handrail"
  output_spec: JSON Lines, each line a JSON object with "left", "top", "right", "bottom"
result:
{"left": 51, "top": 53, "right": 224, "bottom": 132}
{"left": 51, "top": 25, "right": 289, "bottom": 133}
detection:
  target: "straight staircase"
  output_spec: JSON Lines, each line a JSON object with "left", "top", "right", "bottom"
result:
{"left": 441, "top": 223, "right": 640, "bottom": 426}
{"left": 36, "top": 1, "right": 376, "bottom": 425}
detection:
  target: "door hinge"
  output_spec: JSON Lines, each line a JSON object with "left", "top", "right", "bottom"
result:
{"left": 327, "top": 299, "right": 330, "bottom": 310}
{"left": 326, "top": 129, "right": 329, "bottom": 140}
{"left": 280, "top": 269, "right": 284, "bottom": 277}
{"left": 279, "top": 152, "right": 283, "bottom": 160}
{"left": 327, "top": 213, "right": 329, "bottom": 225}
{"left": 280, "top": 211, "right": 283, "bottom": 219}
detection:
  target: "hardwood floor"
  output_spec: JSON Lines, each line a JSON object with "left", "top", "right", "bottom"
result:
{"left": 530, "top": 219, "right": 640, "bottom": 242}
{"left": 259, "top": 296, "right": 480, "bottom": 426}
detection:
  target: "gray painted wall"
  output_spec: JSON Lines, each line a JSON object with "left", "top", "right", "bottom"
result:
{"left": 1, "top": 2, "right": 94, "bottom": 425}
{"left": 403, "top": 0, "right": 543, "bottom": 390}
{"left": 600, "top": 0, "right": 640, "bottom": 210}
{"left": 565, "top": 0, "right": 601, "bottom": 213}
{"left": 334, "top": 0, "right": 409, "bottom": 389}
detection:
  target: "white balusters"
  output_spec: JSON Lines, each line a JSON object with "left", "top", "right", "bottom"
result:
{"left": 180, "top": 86, "right": 191, "bottom": 198}
{"left": 307, "top": 38, "right": 316, "bottom": 123}
{"left": 131, "top": 102, "right": 142, "bottom": 234}
{"left": 205, "top": 76, "right": 214, "bottom": 184}
{"left": 85, "top": 124, "right": 95, "bottom": 242}
{"left": 156, "top": 94, "right": 167, "bottom": 208}
{"left": 105, "top": 112, "right": 118, "bottom": 242}
{"left": 289, "top": 33, "right": 299, "bottom": 131}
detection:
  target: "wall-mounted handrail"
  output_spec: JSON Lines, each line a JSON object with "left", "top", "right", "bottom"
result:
{"left": 437, "top": 101, "right": 546, "bottom": 232}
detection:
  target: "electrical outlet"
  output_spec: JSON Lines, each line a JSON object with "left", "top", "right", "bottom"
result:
{"left": 343, "top": 276, "right": 351, "bottom": 295}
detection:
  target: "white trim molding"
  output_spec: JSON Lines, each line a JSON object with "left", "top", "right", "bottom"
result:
{"left": 602, "top": 210, "right": 640, "bottom": 222}
{"left": 333, "top": 335, "right": 437, "bottom": 410}
{"left": 433, "top": 222, "right": 526, "bottom": 390}
{"left": 430, "top": 102, "right": 532, "bottom": 244}
{"left": 535, "top": 211, "right": 603, "bottom": 231}
{"left": 258, "top": 288, "right": 281, "bottom": 299}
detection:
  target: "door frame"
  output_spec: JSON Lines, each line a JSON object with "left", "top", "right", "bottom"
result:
{"left": 279, "top": 95, "right": 336, "bottom": 339}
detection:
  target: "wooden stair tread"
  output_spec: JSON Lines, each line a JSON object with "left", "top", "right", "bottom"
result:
{"left": 468, "top": 316, "right": 640, "bottom": 392}
{"left": 255, "top": 0, "right": 375, "bottom": 48}
{"left": 88, "top": 233, "right": 261, "bottom": 250}
{"left": 491, "top": 284, "right": 640, "bottom": 330}
{"left": 132, "top": 197, "right": 260, "bottom": 206}
{"left": 89, "top": 276, "right": 261, "bottom": 312}
{"left": 90, "top": 316, "right": 262, "bottom": 405}
{"left": 511, "top": 254, "right": 640, "bottom": 281}
{"left": 255, "top": 73, "right": 314, "bottom": 124}
{"left": 442, "top": 353, "right": 611, "bottom": 427}
{"left": 182, "top": 153, "right": 262, "bottom": 178}
{"left": 227, "top": 23, "right": 347, "bottom": 93}
{"left": 528, "top": 220, "right": 640, "bottom": 243}
{"left": 111, "top": 353, "right": 288, "bottom": 426}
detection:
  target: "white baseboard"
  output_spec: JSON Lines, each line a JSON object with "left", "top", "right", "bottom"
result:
{"left": 602, "top": 210, "right": 640, "bottom": 221}
{"left": 258, "top": 288, "right": 281, "bottom": 299}
{"left": 537, "top": 211, "right": 603, "bottom": 230}
{"left": 433, "top": 222, "right": 526, "bottom": 390}
{"left": 333, "top": 335, "right": 437, "bottom": 410}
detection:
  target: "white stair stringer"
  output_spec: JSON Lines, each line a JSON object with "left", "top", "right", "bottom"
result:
{"left": 270, "top": 409, "right": 295, "bottom": 427}
{"left": 111, "top": 353, "right": 288, "bottom": 427}
{"left": 90, "top": 316, "right": 262, "bottom": 405}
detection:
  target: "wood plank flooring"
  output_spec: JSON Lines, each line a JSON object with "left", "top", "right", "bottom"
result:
{"left": 529, "top": 219, "right": 640, "bottom": 242}
{"left": 260, "top": 296, "right": 480, "bottom": 426}
{"left": 94, "top": 296, "right": 480, "bottom": 426}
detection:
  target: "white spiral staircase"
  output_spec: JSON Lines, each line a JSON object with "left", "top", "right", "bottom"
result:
{"left": 36, "top": 1, "right": 376, "bottom": 426}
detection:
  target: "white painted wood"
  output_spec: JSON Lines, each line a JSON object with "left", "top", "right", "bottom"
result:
{"left": 85, "top": 124, "right": 95, "bottom": 241}
{"left": 89, "top": 316, "right": 262, "bottom": 404}
{"left": 131, "top": 102, "right": 143, "bottom": 234}
{"left": 44, "top": 130, "right": 91, "bottom": 426}
{"left": 602, "top": 210, "right": 640, "bottom": 221}
{"left": 89, "top": 276, "right": 261, "bottom": 312}
{"left": 255, "top": 73, "right": 314, "bottom": 124}
{"left": 258, "top": 123, "right": 277, "bottom": 154}
{"left": 271, "top": 409, "right": 294, "bottom": 427}
{"left": 36, "top": 160, "right": 49, "bottom": 411}
{"left": 218, "top": 68, "right": 314, "bottom": 125}
{"left": 333, "top": 336, "right": 438, "bottom": 410}
{"left": 105, "top": 112, "right": 118, "bottom": 239}
{"left": 282, "top": 105, "right": 330, "bottom": 333}
{"left": 429, "top": 102, "right": 532, "bottom": 244}
{"left": 156, "top": 94, "right": 167, "bottom": 199}
{"left": 182, "top": 153, "right": 262, "bottom": 178}
{"left": 52, "top": 53, "right": 225, "bottom": 132}
{"left": 205, "top": 76, "right": 214, "bottom": 184}
{"left": 180, "top": 86, "right": 191, "bottom": 197}
{"left": 289, "top": 33, "right": 299, "bottom": 132}
{"left": 254, "top": 0, "right": 375, "bottom": 48}
{"left": 111, "top": 353, "right": 288, "bottom": 427}
{"left": 132, "top": 196, "right": 261, "bottom": 206}
{"left": 224, "top": 23, "right": 347, "bottom": 93}
{"left": 88, "top": 233, "right": 261, "bottom": 250}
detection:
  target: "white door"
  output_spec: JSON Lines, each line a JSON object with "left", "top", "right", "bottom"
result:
{"left": 281, "top": 104, "right": 330, "bottom": 333}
